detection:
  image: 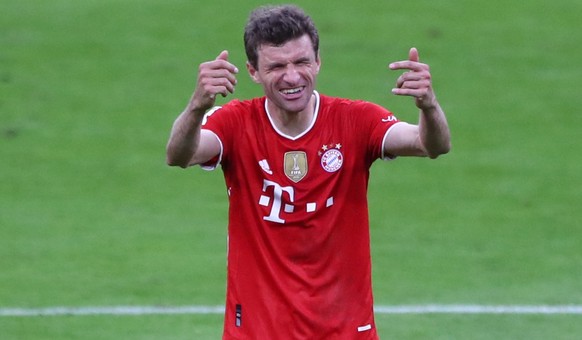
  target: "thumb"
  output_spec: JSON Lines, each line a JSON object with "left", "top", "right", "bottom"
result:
{"left": 216, "top": 50, "right": 229, "bottom": 61}
{"left": 408, "top": 47, "right": 419, "bottom": 62}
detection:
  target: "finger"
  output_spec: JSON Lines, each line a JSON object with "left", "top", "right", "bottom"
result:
{"left": 397, "top": 79, "right": 431, "bottom": 90}
{"left": 389, "top": 60, "right": 426, "bottom": 72}
{"left": 209, "top": 50, "right": 239, "bottom": 74}
{"left": 216, "top": 50, "right": 229, "bottom": 61}
{"left": 211, "top": 60, "right": 239, "bottom": 75}
{"left": 391, "top": 87, "right": 426, "bottom": 97}
{"left": 202, "top": 67, "right": 238, "bottom": 85}
{"left": 389, "top": 48, "right": 423, "bottom": 71}
{"left": 207, "top": 81, "right": 235, "bottom": 95}
{"left": 203, "top": 77, "right": 236, "bottom": 96}
{"left": 408, "top": 47, "right": 419, "bottom": 62}
{"left": 216, "top": 77, "right": 236, "bottom": 94}
{"left": 397, "top": 70, "right": 426, "bottom": 81}
{"left": 195, "top": 51, "right": 239, "bottom": 104}
{"left": 197, "top": 76, "right": 235, "bottom": 102}
{"left": 207, "top": 85, "right": 230, "bottom": 100}
{"left": 395, "top": 70, "right": 430, "bottom": 88}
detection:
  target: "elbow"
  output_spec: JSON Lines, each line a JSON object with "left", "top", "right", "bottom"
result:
{"left": 427, "top": 141, "right": 451, "bottom": 159}
{"left": 166, "top": 154, "right": 191, "bottom": 169}
{"left": 167, "top": 161, "right": 190, "bottom": 169}
{"left": 166, "top": 158, "right": 183, "bottom": 168}
{"left": 166, "top": 142, "right": 195, "bottom": 168}
{"left": 166, "top": 161, "right": 187, "bottom": 169}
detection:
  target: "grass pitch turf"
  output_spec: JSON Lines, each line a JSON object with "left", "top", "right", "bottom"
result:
{"left": 1, "top": 0, "right": 581, "bottom": 338}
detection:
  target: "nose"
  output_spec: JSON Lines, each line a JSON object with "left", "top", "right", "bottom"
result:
{"left": 282, "top": 65, "right": 300, "bottom": 84}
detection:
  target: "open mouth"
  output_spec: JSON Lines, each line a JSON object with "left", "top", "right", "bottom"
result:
{"left": 280, "top": 86, "right": 305, "bottom": 97}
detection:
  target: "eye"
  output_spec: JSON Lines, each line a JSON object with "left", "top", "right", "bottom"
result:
{"left": 267, "top": 63, "right": 284, "bottom": 71}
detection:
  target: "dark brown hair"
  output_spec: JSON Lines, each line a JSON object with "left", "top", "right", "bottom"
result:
{"left": 244, "top": 5, "right": 319, "bottom": 69}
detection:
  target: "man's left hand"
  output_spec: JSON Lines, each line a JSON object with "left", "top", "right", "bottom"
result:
{"left": 389, "top": 47, "right": 437, "bottom": 110}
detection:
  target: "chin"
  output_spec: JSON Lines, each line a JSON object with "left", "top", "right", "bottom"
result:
{"left": 284, "top": 101, "right": 310, "bottom": 114}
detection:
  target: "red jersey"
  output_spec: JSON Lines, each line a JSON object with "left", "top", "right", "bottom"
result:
{"left": 201, "top": 92, "right": 400, "bottom": 339}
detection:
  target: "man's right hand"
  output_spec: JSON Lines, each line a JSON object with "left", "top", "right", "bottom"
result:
{"left": 188, "top": 50, "right": 239, "bottom": 114}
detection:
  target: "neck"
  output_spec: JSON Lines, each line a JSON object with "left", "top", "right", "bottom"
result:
{"left": 267, "top": 93, "right": 317, "bottom": 138}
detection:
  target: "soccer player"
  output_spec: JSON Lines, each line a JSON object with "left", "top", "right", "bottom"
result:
{"left": 166, "top": 5, "right": 450, "bottom": 339}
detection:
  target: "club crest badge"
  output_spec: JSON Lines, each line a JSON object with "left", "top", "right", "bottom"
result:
{"left": 284, "top": 151, "right": 308, "bottom": 183}
{"left": 319, "top": 143, "right": 343, "bottom": 173}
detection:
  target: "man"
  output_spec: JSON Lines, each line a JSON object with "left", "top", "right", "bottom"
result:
{"left": 167, "top": 4, "right": 450, "bottom": 339}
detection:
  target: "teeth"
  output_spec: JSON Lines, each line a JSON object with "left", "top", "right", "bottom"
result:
{"left": 281, "top": 88, "right": 302, "bottom": 95}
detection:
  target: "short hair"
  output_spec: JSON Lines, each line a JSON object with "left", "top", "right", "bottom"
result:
{"left": 244, "top": 5, "right": 319, "bottom": 69}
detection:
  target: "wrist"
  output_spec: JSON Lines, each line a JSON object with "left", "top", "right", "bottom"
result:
{"left": 418, "top": 96, "right": 439, "bottom": 112}
{"left": 185, "top": 102, "right": 209, "bottom": 119}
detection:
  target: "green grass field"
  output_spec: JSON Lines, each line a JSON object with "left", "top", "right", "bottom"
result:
{"left": 1, "top": 0, "right": 581, "bottom": 339}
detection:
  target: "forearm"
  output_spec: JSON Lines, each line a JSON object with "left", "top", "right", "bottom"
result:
{"left": 166, "top": 108, "right": 205, "bottom": 168}
{"left": 418, "top": 101, "right": 451, "bottom": 159}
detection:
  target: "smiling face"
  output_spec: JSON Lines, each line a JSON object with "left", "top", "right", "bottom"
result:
{"left": 247, "top": 34, "right": 321, "bottom": 118}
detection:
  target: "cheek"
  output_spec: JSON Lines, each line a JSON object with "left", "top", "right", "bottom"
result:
{"left": 265, "top": 74, "right": 284, "bottom": 87}
{"left": 249, "top": 72, "right": 267, "bottom": 85}
{"left": 312, "top": 63, "right": 321, "bottom": 76}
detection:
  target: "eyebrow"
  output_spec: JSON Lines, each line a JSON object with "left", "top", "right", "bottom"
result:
{"left": 294, "top": 57, "right": 311, "bottom": 64}
{"left": 265, "top": 57, "right": 312, "bottom": 69}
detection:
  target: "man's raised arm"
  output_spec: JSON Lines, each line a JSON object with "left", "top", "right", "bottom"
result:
{"left": 384, "top": 47, "right": 451, "bottom": 159}
{"left": 166, "top": 51, "right": 239, "bottom": 168}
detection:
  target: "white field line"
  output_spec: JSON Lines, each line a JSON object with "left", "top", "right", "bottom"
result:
{"left": 2, "top": 305, "right": 582, "bottom": 317}
{"left": 374, "top": 305, "right": 582, "bottom": 315}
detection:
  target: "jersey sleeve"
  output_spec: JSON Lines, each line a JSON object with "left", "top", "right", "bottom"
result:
{"left": 199, "top": 102, "right": 240, "bottom": 170}
{"left": 350, "top": 100, "right": 400, "bottom": 162}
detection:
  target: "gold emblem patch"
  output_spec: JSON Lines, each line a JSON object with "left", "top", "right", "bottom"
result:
{"left": 284, "top": 151, "right": 308, "bottom": 183}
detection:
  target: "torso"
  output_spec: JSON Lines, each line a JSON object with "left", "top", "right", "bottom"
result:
{"left": 201, "top": 92, "right": 399, "bottom": 339}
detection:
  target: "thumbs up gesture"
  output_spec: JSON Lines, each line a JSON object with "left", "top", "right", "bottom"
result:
{"left": 389, "top": 48, "right": 436, "bottom": 110}
{"left": 188, "top": 50, "right": 240, "bottom": 114}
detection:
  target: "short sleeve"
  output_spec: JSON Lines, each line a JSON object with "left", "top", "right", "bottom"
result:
{"left": 349, "top": 101, "right": 400, "bottom": 162}
{"left": 199, "top": 103, "right": 239, "bottom": 169}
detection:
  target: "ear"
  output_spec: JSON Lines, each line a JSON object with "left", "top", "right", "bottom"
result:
{"left": 246, "top": 61, "right": 261, "bottom": 83}
{"left": 314, "top": 52, "right": 321, "bottom": 74}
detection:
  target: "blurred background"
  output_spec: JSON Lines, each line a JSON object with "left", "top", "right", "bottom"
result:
{"left": 1, "top": 0, "right": 581, "bottom": 338}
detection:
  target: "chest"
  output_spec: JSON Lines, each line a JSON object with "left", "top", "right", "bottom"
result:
{"left": 235, "top": 117, "right": 364, "bottom": 188}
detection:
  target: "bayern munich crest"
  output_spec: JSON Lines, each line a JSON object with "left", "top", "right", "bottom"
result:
{"left": 319, "top": 143, "right": 343, "bottom": 173}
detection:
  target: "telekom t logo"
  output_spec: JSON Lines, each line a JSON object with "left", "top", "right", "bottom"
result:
{"left": 259, "top": 180, "right": 295, "bottom": 224}
{"left": 258, "top": 179, "right": 335, "bottom": 224}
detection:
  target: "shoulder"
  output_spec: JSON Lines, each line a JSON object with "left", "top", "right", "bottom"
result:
{"left": 203, "top": 97, "right": 265, "bottom": 124}
{"left": 319, "top": 94, "right": 393, "bottom": 116}
{"left": 216, "top": 97, "right": 265, "bottom": 114}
